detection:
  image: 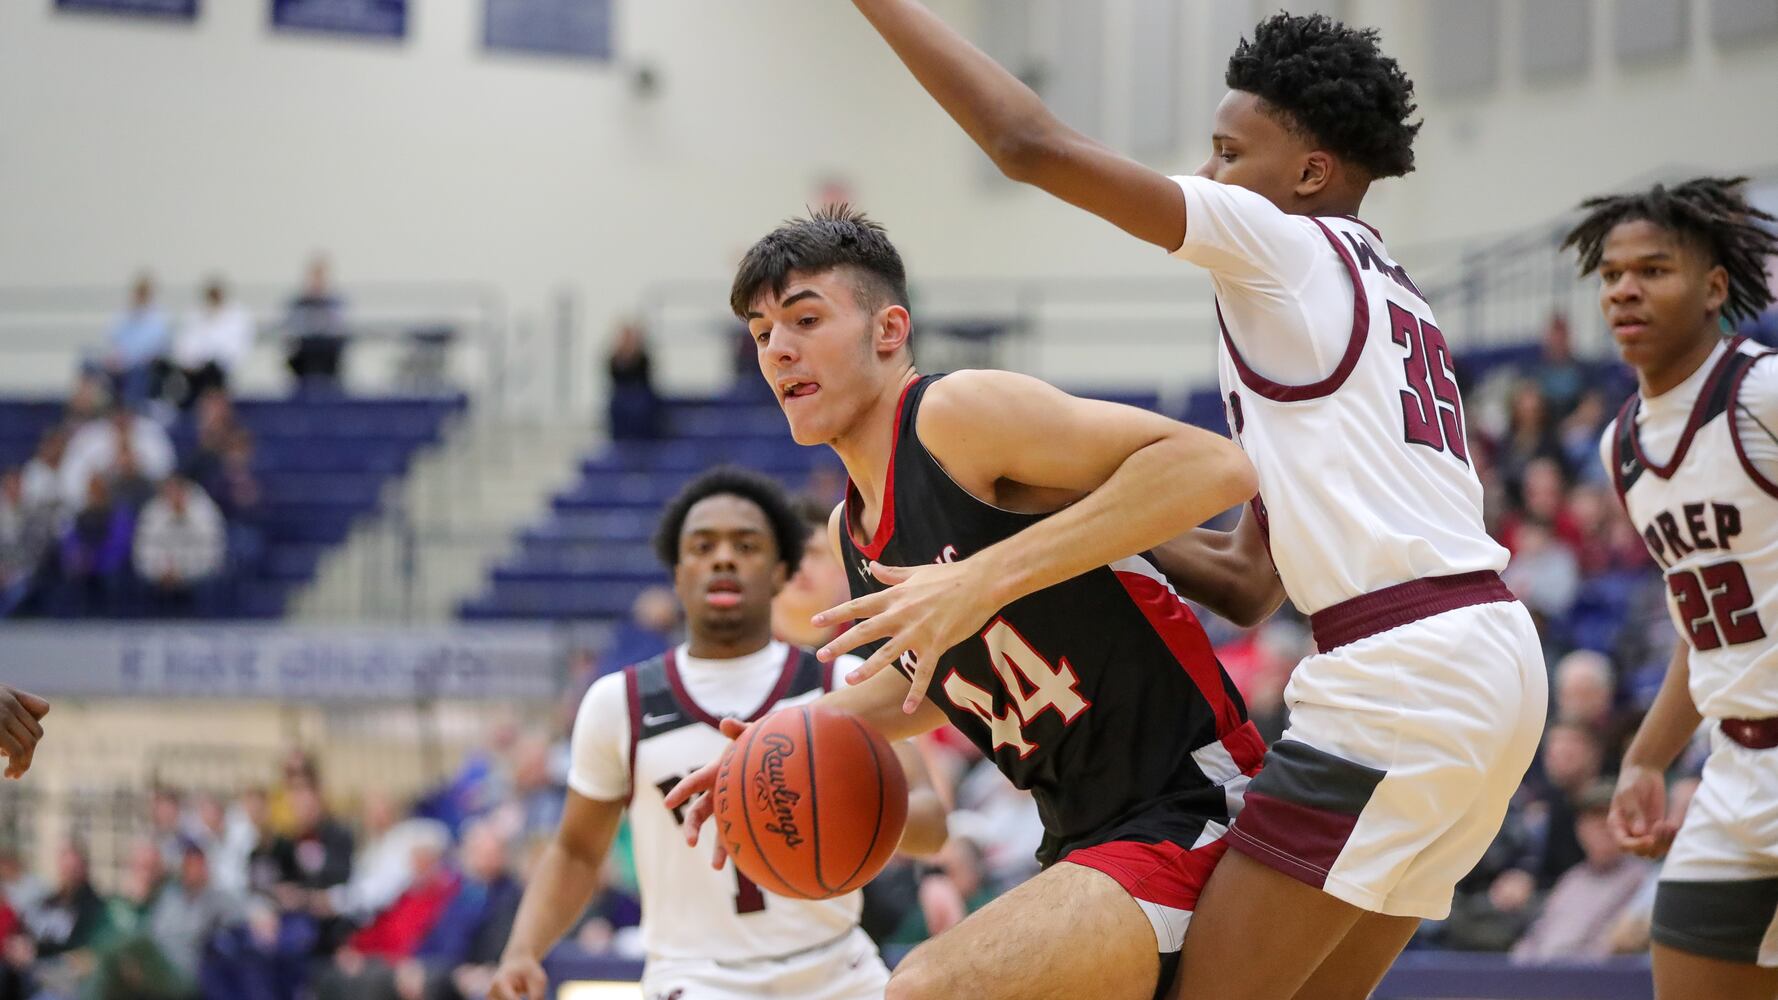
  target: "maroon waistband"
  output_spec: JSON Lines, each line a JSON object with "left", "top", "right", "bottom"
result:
{"left": 1722, "top": 718, "right": 1778, "bottom": 750}
{"left": 1309, "top": 570, "right": 1516, "bottom": 654}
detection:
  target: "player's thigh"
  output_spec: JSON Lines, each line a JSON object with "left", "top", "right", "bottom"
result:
{"left": 1652, "top": 942, "right": 1778, "bottom": 1000}
{"left": 1169, "top": 850, "right": 1369, "bottom": 1000}
{"left": 887, "top": 862, "right": 1158, "bottom": 1000}
{"left": 1286, "top": 910, "right": 1421, "bottom": 1000}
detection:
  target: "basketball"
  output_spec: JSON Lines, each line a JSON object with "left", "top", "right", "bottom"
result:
{"left": 712, "top": 705, "right": 908, "bottom": 900}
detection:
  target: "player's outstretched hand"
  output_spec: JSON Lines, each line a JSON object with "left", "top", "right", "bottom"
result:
{"left": 1610, "top": 764, "right": 1677, "bottom": 858}
{"left": 814, "top": 560, "right": 996, "bottom": 714}
{"left": 0, "top": 686, "right": 50, "bottom": 780}
{"left": 487, "top": 955, "right": 548, "bottom": 1000}
{"left": 663, "top": 717, "right": 751, "bottom": 869}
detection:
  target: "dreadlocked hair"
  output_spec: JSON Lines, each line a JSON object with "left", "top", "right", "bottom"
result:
{"left": 1562, "top": 176, "right": 1778, "bottom": 327}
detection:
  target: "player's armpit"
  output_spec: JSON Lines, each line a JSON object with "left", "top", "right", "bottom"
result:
{"left": 850, "top": 0, "right": 1186, "bottom": 251}
{"left": 1150, "top": 507, "right": 1285, "bottom": 628}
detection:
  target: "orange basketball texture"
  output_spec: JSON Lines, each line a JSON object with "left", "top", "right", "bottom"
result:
{"left": 712, "top": 705, "right": 909, "bottom": 900}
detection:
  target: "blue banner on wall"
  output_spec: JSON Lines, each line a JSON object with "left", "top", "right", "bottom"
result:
{"left": 484, "top": 0, "right": 613, "bottom": 60}
{"left": 56, "top": 0, "right": 198, "bottom": 17}
{"left": 272, "top": 0, "right": 406, "bottom": 39}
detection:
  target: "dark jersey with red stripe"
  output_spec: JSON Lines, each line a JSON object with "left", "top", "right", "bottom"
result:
{"left": 838, "top": 374, "right": 1263, "bottom": 865}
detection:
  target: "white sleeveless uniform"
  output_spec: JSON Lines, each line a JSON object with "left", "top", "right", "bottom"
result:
{"left": 1603, "top": 337, "right": 1778, "bottom": 966}
{"left": 1168, "top": 176, "right": 1546, "bottom": 919}
{"left": 569, "top": 642, "right": 889, "bottom": 999}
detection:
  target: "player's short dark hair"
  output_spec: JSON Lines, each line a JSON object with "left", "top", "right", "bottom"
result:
{"left": 1225, "top": 12, "right": 1421, "bottom": 180}
{"left": 654, "top": 466, "right": 809, "bottom": 575}
{"left": 1562, "top": 176, "right": 1778, "bottom": 327}
{"left": 729, "top": 204, "right": 911, "bottom": 323}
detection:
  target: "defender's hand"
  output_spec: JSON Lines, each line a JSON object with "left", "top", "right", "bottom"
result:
{"left": 663, "top": 717, "right": 751, "bottom": 869}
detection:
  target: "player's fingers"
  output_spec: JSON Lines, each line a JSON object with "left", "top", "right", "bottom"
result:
{"left": 683, "top": 794, "right": 714, "bottom": 846}
{"left": 663, "top": 761, "right": 718, "bottom": 810}
{"left": 846, "top": 638, "right": 908, "bottom": 689}
{"left": 524, "top": 968, "right": 548, "bottom": 998}
{"left": 6, "top": 703, "right": 43, "bottom": 742}
{"left": 812, "top": 590, "right": 891, "bottom": 631}
{"left": 819, "top": 615, "right": 896, "bottom": 663}
{"left": 718, "top": 718, "right": 748, "bottom": 740}
{"left": 15, "top": 690, "right": 49, "bottom": 719}
{"left": 902, "top": 650, "right": 932, "bottom": 714}
{"left": 0, "top": 716, "right": 31, "bottom": 762}
{"left": 710, "top": 837, "right": 730, "bottom": 870}
{"left": 869, "top": 562, "right": 915, "bottom": 586}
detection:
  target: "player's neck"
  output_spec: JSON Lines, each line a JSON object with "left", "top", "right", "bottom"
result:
{"left": 829, "top": 367, "right": 919, "bottom": 532}
{"left": 1639, "top": 329, "right": 1722, "bottom": 399}
{"left": 684, "top": 630, "right": 775, "bottom": 662}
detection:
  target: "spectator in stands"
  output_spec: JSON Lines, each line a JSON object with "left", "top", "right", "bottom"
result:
{"left": 273, "top": 780, "right": 355, "bottom": 896}
{"left": 316, "top": 832, "right": 456, "bottom": 1000}
{"left": 1522, "top": 722, "right": 1606, "bottom": 890}
{"left": 605, "top": 322, "right": 661, "bottom": 440}
{"left": 145, "top": 840, "right": 238, "bottom": 990}
{"left": 0, "top": 846, "right": 46, "bottom": 920}
{"left": 133, "top": 475, "right": 227, "bottom": 616}
{"left": 189, "top": 791, "right": 254, "bottom": 904}
{"left": 26, "top": 839, "right": 107, "bottom": 962}
{"left": 1494, "top": 381, "right": 1564, "bottom": 504}
{"left": 1525, "top": 312, "right": 1586, "bottom": 420}
{"left": 1500, "top": 458, "right": 1581, "bottom": 555}
{"left": 1552, "top": 651, "right": 1634, "bottom": 764}
{"left": 266, "top": 750, "right": 321, "bottom": 838}
{"left": 402, "top": 821, "right": 523, "bottom": 1000}
{"left": 1559, "top": 389, "right": 1612, "bottom": 487}
{"left": 496, "top": 736, "right": 562, "bottom": 848}
{"left": 108, "top": 436, "right": 157, "bottom": 513}
{"left": 61, "top": 407, "right": 174, "bottom": 509}
{"left": 1501, "top": 520, "right": 1580, "bottom": 623}
{"left": 327, "top": 792, "right": 450, "bottom": 926}
{"left": 20, "top": 427, "right": 71, "bottom": 523}
{"left": 172, "top": 276, "right": 255, "bottom": 407}
{"left": 103, "top": 273, "right": 171, "bottom": 406}
{"left": 286, "top": 256, "right": 348, "bottom": 385}
{"left": 1510, "top": 783, "right": 1653, "bottom": 963}
{"left": 147, "top": 786, "right": 189, "bottom": 872}
{"left": 56, "top": 474, "right": 136, "bottom": 616}
{"left": 64, "top": 371, "right": 110, "bottom": 427}
{"left": 0, "top": 469, "right": 53, "bottom": 606}
{"left": 101, "top": 836, "right": 169, "bottom": 944}
{"left": 602, "top": 586, "right": 679, "bottom": 672}
{"left": 180, "top": 391, "right": 238, "bottom": 494}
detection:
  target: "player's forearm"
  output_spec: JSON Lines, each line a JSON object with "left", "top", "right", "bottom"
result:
{"left": 1622, "top": 641, "right": 1703, "bottom": 772}
{"left": 499, "top": 840, "right": 605, "bottom": 964}
{"left": 1150, "top": 515, "right": 1284, "bottom": 628}
{"left": 851, "top": 0, "right": 1062, "bottom": 173}
{"left": 893, "top": 742, "right": 948, "bottom": 858}
{"left": 978, "top": 432, "right": 1258, "bottom": 610}
{"left": 817, "top": 669, "right": 947, "bottom": 742}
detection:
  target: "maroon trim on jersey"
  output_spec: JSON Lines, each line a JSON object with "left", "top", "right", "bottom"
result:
{"left": 1608, "top": 396, "right": 1640, "bottom": 511}
{"left": 1630, "top": 338, "right": 1747, "bottom": 480}
{"left": 1113, "top": 566, "right": 1245, "bottom": 737}
{"left": 623, "top": 666, "right": 642, "bottom": 802}
{"left": 1217, "top": 218, "right": 1370, "bottom": 403}
{"left": 821, "top": 657, "right": 838, "bottom": 693}
{"left": 1726, "top": 350, "right": 1778, "bottom": 500}
{"left": 1722, "top": 717, "right": 1778, "bottom": 750}
{"left": 1308, "top": 570, "right": 1515, "bottom": 654}
{"left": 1332, "top": 214, "right": 1383, "bottom": 241}
{"left": 843, "top": 376, "right": 919, "bottom": 561}
{"left": 662, "top": 646, "right": 803, "bottom": 730}
{"left": 1064, "top": 835, "right": 1231, "bottom": 919}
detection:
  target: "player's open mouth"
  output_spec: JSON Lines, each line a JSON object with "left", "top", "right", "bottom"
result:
{"left": 706, "top": 578, "right": 743, "bottom": 609}
{"left": 1611, "top": 317, "right": 1650, "bottom": 339}
{"left": 779, "top": 380, "right": 820, "bottom": 402}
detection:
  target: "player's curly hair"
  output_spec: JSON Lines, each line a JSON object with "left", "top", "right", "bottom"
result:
{"left": 654, "top": 466, "right": 809, "bottom": 575}
{"left": 729, "top": 204, "right": 910, "bottom": 321}
{"left": 1225, "top": 12, "right": 1421, "bottom": 180}
{"left": 1562, "top": 176, "right": 1778, "bottom": 327}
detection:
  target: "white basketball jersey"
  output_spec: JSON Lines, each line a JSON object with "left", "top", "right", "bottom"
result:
{"left": 1204, "top": 212, "right": 1508, "bottom": 613}
{"left": 1608, "top": 338, "right": 1778, "bottom": 720}
{"left": 619, "top": 646, "right": 864, "bottom": 963}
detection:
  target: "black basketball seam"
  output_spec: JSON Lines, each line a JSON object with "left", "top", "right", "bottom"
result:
{"left": 834, "top": 714, "right": 888, "bottom": 892}
{"left": 805, "top": 707, "right": 832, "bottom": 896}
{"left": 735, "top": 720, "right": 803, "bottom": 899}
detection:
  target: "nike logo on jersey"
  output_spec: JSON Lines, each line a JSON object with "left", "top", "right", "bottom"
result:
{"left": 642, "top": 711, "right": 680, "bottom": 726}
{"left": 1620, "top": 459, "right": 1638, "bottom": 479}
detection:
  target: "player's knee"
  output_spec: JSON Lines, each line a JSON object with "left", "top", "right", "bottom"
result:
{"left": 884, "top": 947, "right": 947, "bottom": 1000}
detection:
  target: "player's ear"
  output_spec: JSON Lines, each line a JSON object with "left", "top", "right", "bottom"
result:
{"left": 876, "top": 304, "right": 911, "bottom": 359}
{"left": 1296, "top": 151, "right": 1334, "bottom": 199}
{"left": 1703, "top": 263, "right": 1729, "bottom": 319}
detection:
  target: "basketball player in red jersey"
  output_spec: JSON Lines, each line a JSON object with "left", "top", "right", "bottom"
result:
{"left": 834, "top": 4, "right": 1548, "bottom": 998}
{"left": 1570, "top": 177, "right": 1778, "bottom": 999}
{"left": 671, "top": 206, "right": 1269, "bottom": 1000}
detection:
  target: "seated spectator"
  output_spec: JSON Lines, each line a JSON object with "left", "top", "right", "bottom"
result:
{"left": 1559, "top": 389, "right": 1612, "bottom": 487}
{"left": 145, "top": 840, "right": 239, "bottom": 989}
{"left": 101, "top": 836, "right": 169, "bottom": 943}
{"left": 26, "top": 839, "right": 108, "bottom": 962}
{"left": 179, "top": 390, "right": 239, "bottom": 496}
{"left": 603, "top": 586, "right": 679, "bottom": 672}
{"left": 493, "top": 736, "right": 563, "bottom": 848}
{"left": 286, "top": 256, "right": 348, "bottom": 384}
{"left": 1499, "top": 458, "right": 1581, "bottom": 554}
{"left": 327, "top": 792, "right": 451, "bottom": 925}
{"left": 103, "top": 273, "right": 172, "bottom": 406}
{"left": 200, "top": 894, "right": 316, "bottom": 1000}
{"left": 1494, "top": 380, "right": 1564, "bottom": 504}
{"left": 402, "top": 822, "right": 523, "bottom": 1000}
{"left": 606, "top": 322, "right": 661, "bottom": 440}
{"left": 64, "top": 370, "right": 110, "bottom": 426}
{"left": 20, "top": 427, "right": 72, "bottom": 525}
{"left": 55, "top": 474, "right": 136, "bottom": 616}
{"left": 133, "top": 476, "right": 226, "bottom": 616}
{"left": 1525, "top": 312, "right": 1586, "bottom": 420}
{"left": 1501, "top": 521, "right": 1580, "bottom": 622}
{"left": 108, "top": 436, "right": 157, "bottom": 513}
{"left": 1552, "top": 650, "right": 1637, "bottom": 768}
{"left": 187, "top": 791, "right": 255, "bottom": 905}
{"left": 0, "top": 845, "right": 46, "bottom": 919}
{"left": 0, "top": 469, "right": 54, "bottom": 607}
{"left": 273, "top": 780, "right": 355, "bottom": 895}
{"left": 61, "top": 407, "right": 175, "bottom": 510}
{"left": 1522, "top": 722, "right": 1607, "bottom": 890}
{"left": 171, "top": 276, "right": 255, "bottom": 406}
{"left": 1511, "top": 783, "right": 1654, "bottom": 963}
{"left": 315, "top": 834, "right": 457, "bottom": 999}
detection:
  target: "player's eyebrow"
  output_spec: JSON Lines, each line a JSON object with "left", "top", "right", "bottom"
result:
{"left": 744, "top": 288, "right": 824, "bottom": 320}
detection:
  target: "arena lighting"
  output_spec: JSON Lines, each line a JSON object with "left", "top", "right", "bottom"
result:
{"left": 556, "top": 982, "right": 644, "bottom": 1000}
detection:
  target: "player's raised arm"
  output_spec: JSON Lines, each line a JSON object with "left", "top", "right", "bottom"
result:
{"left": 850, "top": 0, "right": 1186, "bottom": 250}
{"left": 1149, "top": 506, "right": 1286, "bottom": 628}
{"left": 821, "top": 370, "right": 1257, "bottom": 704}
{"left": 490, "top": 791, "right": 624, "bottom": 1000}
